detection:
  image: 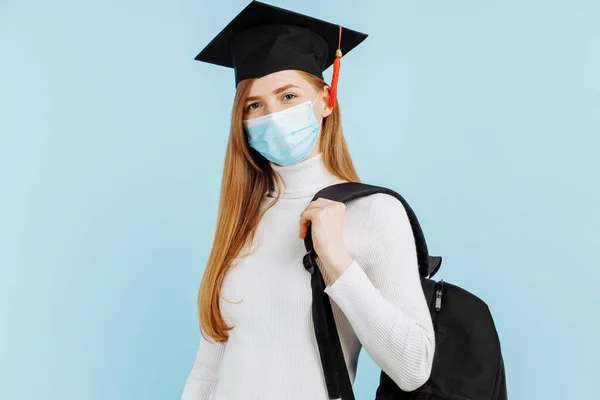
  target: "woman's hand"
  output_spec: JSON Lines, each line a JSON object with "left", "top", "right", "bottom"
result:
{"left": 299, "top": 198, "right": 354, "bottom": 283}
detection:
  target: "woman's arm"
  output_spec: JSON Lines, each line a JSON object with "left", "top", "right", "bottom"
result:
{"left": 323, "top": 193, "right": 435, "bottom": 392}
{"left": 181, "top": 223, "right": 226, "bottom": 400}
{"left": 181, "top": 331, "right": 226, "bottom": 400}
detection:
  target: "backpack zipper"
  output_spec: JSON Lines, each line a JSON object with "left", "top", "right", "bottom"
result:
{"left": 431, "top": 280, "right": 444, "bottom": 326}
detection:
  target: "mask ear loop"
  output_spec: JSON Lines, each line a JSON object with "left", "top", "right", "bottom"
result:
{"left": 311, "top": 91, "right": 325, "bottom": 125}
{"left": 311, "top": 91, "right": 321, "bottom": 106}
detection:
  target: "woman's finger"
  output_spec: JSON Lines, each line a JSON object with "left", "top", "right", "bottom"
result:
{"left": 310, "top": 198, "right": 340, "bottom": 209}
{"left": 299, "top": 207, "right": 323, "bottom": 238}
{"left": 299, "top": 201, "right": 322, "bottom": 219}
{"left": 300, "top": 197, "right": 339, "bottom": 216}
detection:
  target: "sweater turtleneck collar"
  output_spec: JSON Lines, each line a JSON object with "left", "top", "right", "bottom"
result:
{"left": 268, "top": 153, "right": 346, "bottom": 199}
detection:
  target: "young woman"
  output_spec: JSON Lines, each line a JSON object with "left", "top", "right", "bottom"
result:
{"left": 182, "top": 2, "right": 435, "bottom": 399}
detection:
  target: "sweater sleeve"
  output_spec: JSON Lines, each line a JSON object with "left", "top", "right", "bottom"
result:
{"left": 323, "top": 193, "right": 435, "bottom": 392}
{"left": 181, "top": 331, "right": 226, "bottom": 400}
{"left": 181, "top": 221, "right": 227, "bottom": 400}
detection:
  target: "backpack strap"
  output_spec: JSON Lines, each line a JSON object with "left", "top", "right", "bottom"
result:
{"left": 303, "top": 250, "right": 355, "bottom": 400}
{"left": 302, "top": 181, "right": 441, "bottom": 400}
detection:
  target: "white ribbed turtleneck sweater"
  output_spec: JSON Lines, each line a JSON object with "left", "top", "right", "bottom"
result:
{"left": 181, "top": 153, "right": 435, "bottom": 400}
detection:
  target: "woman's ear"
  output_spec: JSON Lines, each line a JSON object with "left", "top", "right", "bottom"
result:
{"left": 320, "top": 84, "right": 334, "bottom": 119}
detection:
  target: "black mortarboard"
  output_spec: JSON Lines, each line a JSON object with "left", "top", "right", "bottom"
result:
{"left": 194, "top": 0, "right": 368, "bottom": 108}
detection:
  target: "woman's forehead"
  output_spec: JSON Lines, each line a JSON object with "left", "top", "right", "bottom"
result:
{"left": 247, "top": 70, "right": 309, "bottom": 96}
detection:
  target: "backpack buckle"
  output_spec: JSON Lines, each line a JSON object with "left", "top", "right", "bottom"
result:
{"left": 303, "top": 251, "right": 316, "bottom": 274}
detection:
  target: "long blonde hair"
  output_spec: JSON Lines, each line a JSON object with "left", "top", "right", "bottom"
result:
{"left": 198, "top": 70, "right": 360, "bottom": 343}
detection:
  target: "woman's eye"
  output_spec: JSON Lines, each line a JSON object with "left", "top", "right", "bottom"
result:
{"left": 283, "top": 93, "right": 297, "bottom": 101}
{"left": 247, "top": 102, "right": 260, "bottom": 111}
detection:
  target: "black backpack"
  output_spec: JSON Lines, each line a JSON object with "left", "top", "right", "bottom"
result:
{"left": 302, "top": 182, "right": 508, "bottom": 400}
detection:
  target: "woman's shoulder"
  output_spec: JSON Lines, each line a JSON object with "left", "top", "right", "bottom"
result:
{"left": 344, "top": 191, "right": 417, "bottom": 273}
{"left": 346, "top": 191, "right": 410, "bottom": 224}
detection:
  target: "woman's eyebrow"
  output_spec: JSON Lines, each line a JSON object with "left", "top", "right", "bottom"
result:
{"left": 245, "top": 84, "right": 301, "bottom": 103}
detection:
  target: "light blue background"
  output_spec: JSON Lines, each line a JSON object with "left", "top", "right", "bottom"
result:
{"left": 1, "top": 0, "right": 598, "bottom": 399}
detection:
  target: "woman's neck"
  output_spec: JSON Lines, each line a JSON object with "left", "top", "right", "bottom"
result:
{"left": 268, "top": 153, "right": 345, "bottom": 199}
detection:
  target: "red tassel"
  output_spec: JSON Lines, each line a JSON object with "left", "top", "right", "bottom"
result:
{"left": 328, "top": 25, "right": 343, "bottom": 109}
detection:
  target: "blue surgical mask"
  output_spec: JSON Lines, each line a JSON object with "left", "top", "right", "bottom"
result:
{"left": 243, "top": 92, "right": 323, "bottom": 166}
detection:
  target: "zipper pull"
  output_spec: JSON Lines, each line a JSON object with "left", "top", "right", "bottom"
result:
{"left": 435, "top": 281, "right": 444, "bottom": 311}
{"left": 435, "top": 290, "right": 442, "bottom": 310}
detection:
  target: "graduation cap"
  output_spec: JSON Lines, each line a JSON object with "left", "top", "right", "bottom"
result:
{"left": 194, "top": 0, "right": 368, "bottom": 108}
